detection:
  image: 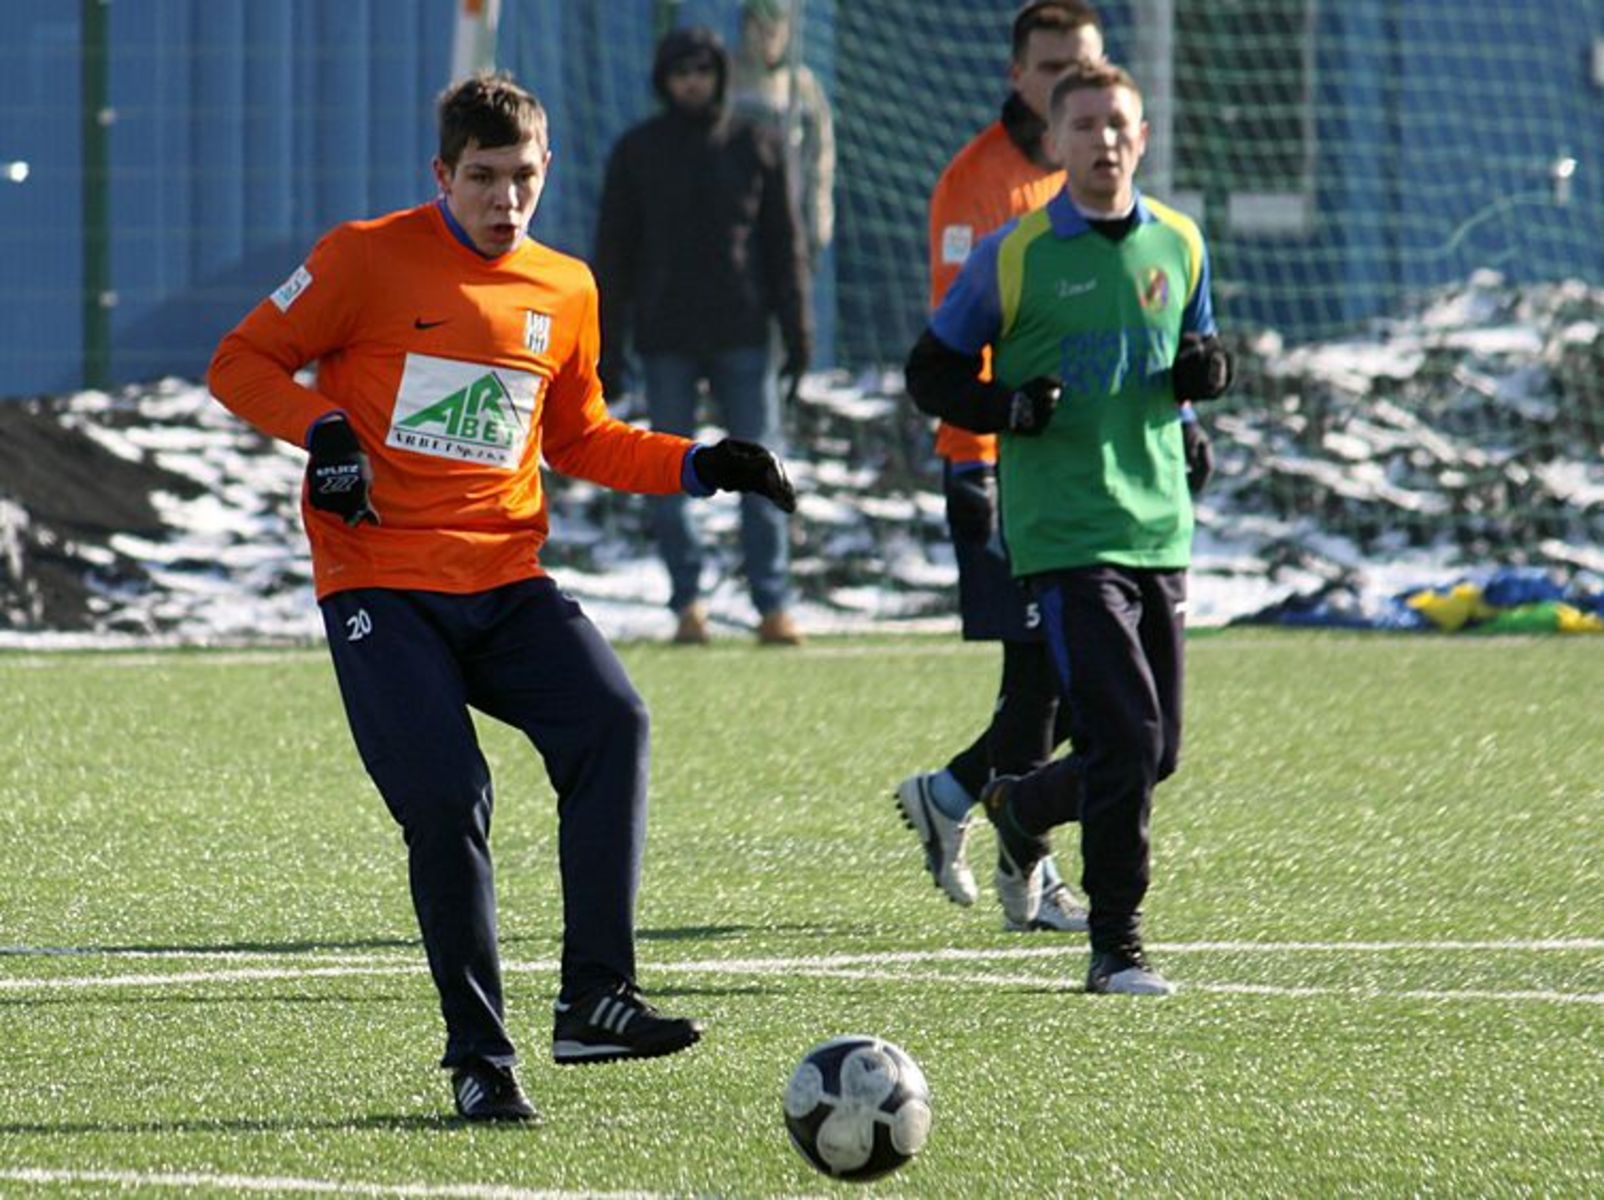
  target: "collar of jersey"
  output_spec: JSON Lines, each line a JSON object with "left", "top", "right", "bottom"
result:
{"left": 431, "top": 198, "right": 526, "bottom": 265}
{"left": 1046, "top": 186, "right": 1154, "bottom": 239}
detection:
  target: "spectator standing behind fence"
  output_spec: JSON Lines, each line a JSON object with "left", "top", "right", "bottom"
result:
{"left": 209, "top": 72, "right": 799, "bottom": 1121}
{"left": 894, "top": 0, "right": 1109, "bottom": 934}
{"left": 906, "top": 60, "right": 1234, "bottom": 995}
{"left": 595, "top": 25, "right": 812, "bottom": 647}
{"left": 729, "top": 0, "right": 836, "bottom": 268}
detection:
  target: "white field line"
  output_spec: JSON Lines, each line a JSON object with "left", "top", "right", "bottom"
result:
{"left": 0, "top": 1168, "right": 672, "bottom": 1199}
{"left": 1, "top": 941, "right": 1600, "bottom": 1005}
{"left": 3, "top": 937, "right": 1600, "bottom": 964}
{"left": 0, "top": 649, "right": 324, "bottom": 669}
{"left": 770, "top": 966, "right": 1604, "bottom": 1008}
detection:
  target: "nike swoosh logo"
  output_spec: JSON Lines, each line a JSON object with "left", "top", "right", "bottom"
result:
{"left": 413, "top": 318, "right": 448, "bottom": 330}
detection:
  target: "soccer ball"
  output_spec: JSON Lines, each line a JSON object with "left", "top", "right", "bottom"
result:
{"left": 783, "top": 1035, "right": 933, "bottom": 1182}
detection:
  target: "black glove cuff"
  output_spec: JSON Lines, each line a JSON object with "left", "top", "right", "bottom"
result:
{"left": 309, "top": 415, "right": 360, "bottom": 457}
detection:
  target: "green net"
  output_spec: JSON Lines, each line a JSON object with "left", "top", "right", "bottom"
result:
{"left": 831, "top": 0, "right": 1603, "bottom": 357}
{"left": 823, "top": 0, "right": 1604, "bottom": 596}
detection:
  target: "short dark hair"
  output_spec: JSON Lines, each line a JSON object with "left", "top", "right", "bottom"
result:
{"left": 437, "top": 72, "right": 548, "bottom": 168}
{"left": 1011, "top": 1, "right": 1102, "bottom": 63}
{"left": 1048, "top": 58, "right": 1141, "bottom": 117}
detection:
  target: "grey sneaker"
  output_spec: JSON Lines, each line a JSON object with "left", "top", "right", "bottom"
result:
{"left": 980, "top": 776, "right": 1047, "bottom": 929}
{"left": 1086, "top": 945, "right": 1176, "bottom": 996}
{"left": 1003, "top": 876, "right": 1089, "bottom": 933}
{"left": 895, "top": 772, "right": 978, "bottom": 906}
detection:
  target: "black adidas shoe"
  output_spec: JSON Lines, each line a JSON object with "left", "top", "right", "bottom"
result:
{"left": 552, "top": 982, "right": 704, "bottom": 1065}
{"left": 451, "top": 1058, "right": 538, "bottom": 1122}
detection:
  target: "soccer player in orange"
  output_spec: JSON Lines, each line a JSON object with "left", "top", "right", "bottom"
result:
{"left": 209, "top": 73, "right": 796, "bottom": 1122}
{"left": 896, "top": 1, "right": 1107, "bottom": 933}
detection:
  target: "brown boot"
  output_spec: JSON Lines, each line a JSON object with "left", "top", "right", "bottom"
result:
{"left": 672, "top": 602, "right": 710, "bottom": 645}
{"left": 756, "top": 609, "right": 804, "bottom": 646}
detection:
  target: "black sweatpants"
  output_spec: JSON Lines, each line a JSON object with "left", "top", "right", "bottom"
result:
{"left": 321, "top": 577, "right": 650, "bottom": 1068}
{"left": 1007, "top": 566, "right": 1186, "bottom": 949}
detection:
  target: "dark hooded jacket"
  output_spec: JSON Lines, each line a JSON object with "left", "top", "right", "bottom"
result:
{"left": 594, "top": 26, "right": 811, "bottom": 384}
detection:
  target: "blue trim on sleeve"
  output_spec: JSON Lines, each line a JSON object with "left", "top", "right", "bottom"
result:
{"left": 929, "top": 221, "right": 1011, "bottom": 355}
{"left": 1182, "top": 242, "right": 1218, "bottom": 337}
{"left": 682, "top": 444, "right": 715, "bottom": 496}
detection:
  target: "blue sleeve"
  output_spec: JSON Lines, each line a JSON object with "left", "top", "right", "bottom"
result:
{"left": 1182, "top": 240, "right": 1218, "bottom": 338}
{"left": 929, "top": 231, "right": 1004, "bottom": 355}
{"left": 682, "top": 443, "right": 714, "bottom": 496}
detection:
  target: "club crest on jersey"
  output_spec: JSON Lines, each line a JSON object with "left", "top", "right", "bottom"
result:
{"left": 524, "top": 310, "right": 552, "bottom": 353}
{"left": 1138, "top": 266, "right": 1170, "bottom": 312}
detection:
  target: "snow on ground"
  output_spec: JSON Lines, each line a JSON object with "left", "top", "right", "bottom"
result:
{"left": 2, "top": 272, "right": 1600, "bottom": 649}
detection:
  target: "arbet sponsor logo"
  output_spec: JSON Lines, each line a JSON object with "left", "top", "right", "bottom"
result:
{"left": 399, "top": 372, "right": 518, "bottom": 448}
{"left": 386, "top": 353, "right": 538, "bottom": 468}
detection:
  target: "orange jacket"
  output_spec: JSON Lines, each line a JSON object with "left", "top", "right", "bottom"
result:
{"left": 209, "top": 202, "right": 692, "bottom": 599}
{"left": 927, "top": 120, "right": 1064, "bottom": 463}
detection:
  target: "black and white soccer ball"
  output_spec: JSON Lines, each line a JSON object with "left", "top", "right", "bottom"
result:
{"left": 783, "top": 1035, "right": 933, "bottom": 1182}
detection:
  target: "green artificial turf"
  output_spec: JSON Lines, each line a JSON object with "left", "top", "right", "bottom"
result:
{"left": 1, "top": 632, "right": 1599, "bottom": 1196}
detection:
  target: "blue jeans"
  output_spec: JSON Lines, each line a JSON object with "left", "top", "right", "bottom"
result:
{"left": 641, "top": 346, "right": 790, "bottom": 615}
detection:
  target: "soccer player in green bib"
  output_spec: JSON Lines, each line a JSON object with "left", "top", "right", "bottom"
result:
{"left": 906, "top": 59, "right": 1233, "bottom": 995}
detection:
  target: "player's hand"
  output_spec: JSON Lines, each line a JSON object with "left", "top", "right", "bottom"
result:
{"left": 692, "top": 438, "right": 797, "bottom": 513}
{"left": 779, "top": 345, "right": 809, "bottom": 405}
{"left": 1182, "top": 416, "right": 1214, "bottom": 497}
{"left": 945, "top": 465, "right": 997, "bottom": 542}
{"left": 306, "top": 415, "right": 381, "bottom": 527}
{"left": 1173, "top": 333, "right": 1233, "bottom": 402}
{"left": 1006, "top": 376, "right": 1060, "bottom": 436}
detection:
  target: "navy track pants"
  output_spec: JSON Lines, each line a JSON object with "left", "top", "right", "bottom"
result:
{"left": 321, "top": 577, "right": 649, "bottom": 1067}
{"left": 1010, "top": 566, "right": 1186, "bottom": 950}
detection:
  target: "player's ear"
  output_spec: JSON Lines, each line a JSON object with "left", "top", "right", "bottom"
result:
{"left": 431, "top": 156, "right": 452, "bottom": 194}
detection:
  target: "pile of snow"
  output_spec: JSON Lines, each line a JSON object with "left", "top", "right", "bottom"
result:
{"left": 1, "top": 271, "right": 1600, "bottom": 648}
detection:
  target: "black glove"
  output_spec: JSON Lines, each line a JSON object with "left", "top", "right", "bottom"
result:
{"left": 1006, "top": 376, "right": 1060, "bottom": 436}
{"left": 780, "top": 345, "right": 809, "bottom": 405}
{"left": 1182, "top": 416, "right": 1214, "bottom": 497}
{"left": 692, "top": 438, "right": 797, "bottom": 513}
{"left": 1172, "top": 333, "right": 1233, "bottom": 402}
{"left": 306, "top": 416, "right": 380, "bottom": 527}
{"left": 945, "top": 465, "right": 997, "bottom": 542}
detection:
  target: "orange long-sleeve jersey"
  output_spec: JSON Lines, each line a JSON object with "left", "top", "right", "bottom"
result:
{"left": 927, "top": 120, "right": 1064, "bottom": 463}
{"left": 209, "top": 202, "right": 693, "bottom": 600}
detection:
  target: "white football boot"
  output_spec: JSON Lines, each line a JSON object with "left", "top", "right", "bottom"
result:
{"left": 980, "top": 776, "right": 1047, "bottom": 928}
{"left": 895, "top": 772, "right": 978, "bottom": 906}
{"left": 1004, "top": 875, "right": 1089, "bottom": 933}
